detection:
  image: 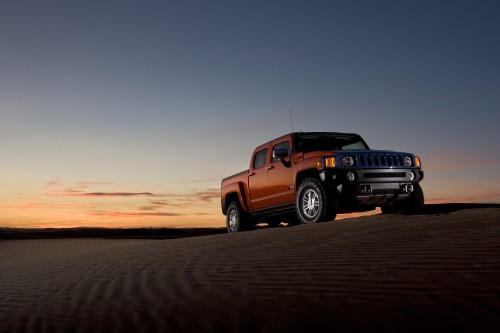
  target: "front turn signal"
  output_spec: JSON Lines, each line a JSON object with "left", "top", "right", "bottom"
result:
{"left": 415, "top": 156, "right": 422, "bottom": 168}
{"left": 325, "top": 157, "right": 336, "bottom": 168}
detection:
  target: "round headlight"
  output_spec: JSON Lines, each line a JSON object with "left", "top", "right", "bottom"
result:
{"left": 404, "top": 156, "right": 412, "bottom": 167}
{"left": 343, "top": 156, "right": 354, "bottom": 167}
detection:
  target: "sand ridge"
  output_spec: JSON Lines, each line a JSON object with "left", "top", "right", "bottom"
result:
{"left": 1, "top": 208, "right": 500, "bottom": 332}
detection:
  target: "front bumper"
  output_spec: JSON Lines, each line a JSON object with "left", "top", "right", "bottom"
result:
{"left": 320, "top": 168, "right": 423, "bottom": 206}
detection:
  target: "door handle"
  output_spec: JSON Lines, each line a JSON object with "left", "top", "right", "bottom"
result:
{"left": 249, "top": 172, "right": 256, "bottom": 176}
{"left": 266, "top": 166, "right": 274, "bottom": 170}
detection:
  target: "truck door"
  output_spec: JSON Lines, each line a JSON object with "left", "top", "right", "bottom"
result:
{"left": 248, "top": 147, "right": 270, "bottom": 211}
{"left": 266, "top": 140, "right": 295, "bottom": 207}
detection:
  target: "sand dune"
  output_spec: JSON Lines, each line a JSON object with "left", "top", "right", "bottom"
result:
{"left": 1, "top": 207, "right": 500, "bottom": 332}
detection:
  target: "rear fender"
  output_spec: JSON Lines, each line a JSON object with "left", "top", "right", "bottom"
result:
{"left": 222, "top": 182, "right": 251, "bottom": 214}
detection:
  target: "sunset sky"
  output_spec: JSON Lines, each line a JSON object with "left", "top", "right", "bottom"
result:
{"left": 1, "top": 1, "right": 499, "bottom": 228}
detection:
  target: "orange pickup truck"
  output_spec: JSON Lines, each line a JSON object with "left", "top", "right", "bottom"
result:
{"left": 221, "top": 132, "right": 424, "bottom": 233}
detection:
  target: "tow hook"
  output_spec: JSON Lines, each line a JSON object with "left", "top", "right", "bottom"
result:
{"left": 360, "top": 185, "right": 373, "bottom": 195}
{"left": 402, "top": 184, "right": 414, "bottom": 193}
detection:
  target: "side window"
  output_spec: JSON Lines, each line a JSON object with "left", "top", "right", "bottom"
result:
{"left": 253, "top": 148, "right": 268, "bottom": 169}
{"left": 272, "top": 141, "right": 290, "bottom": 163}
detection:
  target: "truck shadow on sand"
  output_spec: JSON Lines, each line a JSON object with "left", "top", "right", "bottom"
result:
{"left": 422, "top": 203, "right": 500, "bottom": 214}
{"left": 262, "top": 203, "right": 500, "bottom": 229}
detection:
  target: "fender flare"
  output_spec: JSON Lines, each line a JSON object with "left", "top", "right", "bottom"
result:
{"left": 222, "top": 182, "right": 251, "bottom": 214}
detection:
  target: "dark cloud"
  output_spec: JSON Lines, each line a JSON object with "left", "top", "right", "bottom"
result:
{"left": 44, "top": 180, "right": 160, "bottom": 197}
{"left": 164, "top": 188, "right": 220, "bottom": 203}
{"left": 192, "top": 189, "right": 220, "bottom": 203}
{"left": 138, "top": 206, "right": 157, "bottom": 211}
{"left": 148, "top": 200, "right": 188, "bottom": 208}
{"left": 80, "top": 192, "right": 158, "bottom": 197}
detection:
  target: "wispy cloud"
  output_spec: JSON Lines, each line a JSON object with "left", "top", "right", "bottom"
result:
{"left": 192, "top": 189, "right": 220, "bottom": 203}
{"left": 24, "top": 202, "right": 95, "bottom": 209}
{"left": 164, "top": 188, "right": 220, "bottom": 203}
{"left": 138, "top": 206, "right": 157, "bottom": 211}
{"left": 6, "top": 201, "right": 96, "bottom": 210}
{"left": 45, "top": 179, "right": 109, "bottom": 192}
{"left": 22, "top": 202, "right": 53, "bottom": 208}
{"left": 38, "top": 180, "right": 220, "bottom": 224}
{"left": 45, "top": 179, "right": 162, "bottom": 197}
{"left": 88, "top": 211, "right": 182, "bottom": 217}
{"left": 426, "top": 192, "right": 500, "bottom": 204}
{"left": 425, "top": 160, "right": 497, "bottom": 171}
{"left": 48, "top": 192, "right": 160, "bottom": 197}
{"left": 423, "top": 151, "right": 499, "bottom": 171}
{"left": 149, "top": 200, "right": 187, "bottom": 208}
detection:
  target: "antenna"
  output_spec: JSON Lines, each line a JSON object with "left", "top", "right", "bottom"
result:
{"left": 289, "top": 109, "right": 294, "bottom": 133}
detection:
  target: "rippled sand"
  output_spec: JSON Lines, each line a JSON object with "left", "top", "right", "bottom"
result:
{"left": 1, "top": 208, "right": 499, "bottom": 332}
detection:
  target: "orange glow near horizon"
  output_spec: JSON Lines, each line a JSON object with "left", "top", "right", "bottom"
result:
{"left": 1, "top": 178, "right": 499, "bottom": 229}
{"left": 0, "top": 180, "right": 222, "bottom": 229}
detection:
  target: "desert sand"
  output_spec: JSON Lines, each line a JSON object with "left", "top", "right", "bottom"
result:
{"left": 1, "top": 207, "right": 499, "bottom": 332}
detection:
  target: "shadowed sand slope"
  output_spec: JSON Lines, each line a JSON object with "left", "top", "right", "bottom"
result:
{"left": 1, "top": 208, "right": 500, "bottom": 332}
{"left": 0, "top": 227, "right": 226, "bottom": 240}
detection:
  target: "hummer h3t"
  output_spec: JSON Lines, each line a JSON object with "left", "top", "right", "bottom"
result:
{"left": 221, "top": 132, "right": 424, "bottom": 233}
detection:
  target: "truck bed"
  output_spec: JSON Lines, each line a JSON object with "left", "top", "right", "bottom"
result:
{"left": 221, "top": 170, "right": 248, "bottom": 183}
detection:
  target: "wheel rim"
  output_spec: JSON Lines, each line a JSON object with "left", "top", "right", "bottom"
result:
{"left": 228, "top": 208, "right": 238, "bottom": 231}
{"left": 302, "top": 189, "right": 320, "bottom": 218}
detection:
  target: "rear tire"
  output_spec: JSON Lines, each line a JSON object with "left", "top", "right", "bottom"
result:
{"left": 296, "top": 178, "right": 337, "bottom": 224}
{"left": 226, "top": 202, "right": 251, "bottom": 233}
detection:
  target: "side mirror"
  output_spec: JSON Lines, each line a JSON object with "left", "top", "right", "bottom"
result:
{"left": 273, "top": 149, "right": 288, "bottom": 159}
{"left": 273, "top": 149, "right": 291, "bottom": 168}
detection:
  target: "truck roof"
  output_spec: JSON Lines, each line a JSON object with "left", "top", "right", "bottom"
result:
{"left": 254, "top": 132, "right": 362, "bottom": 150}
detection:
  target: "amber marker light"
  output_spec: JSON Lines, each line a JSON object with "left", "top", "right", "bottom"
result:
{"left": 415, "top": 156, "right": 422, "bottom": 168}
{"left": 325, "top": 157, "right": 336, "bottom": 168}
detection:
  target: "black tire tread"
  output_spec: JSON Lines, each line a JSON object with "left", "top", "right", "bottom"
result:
{"left": 403, "top": 183, "right": 424, "bottom": 215}
{"left": 226, "top": 201, "right": 254, "bottom": 233}
{"left": 381, "top": 184, "right": 424, "bottom": 215}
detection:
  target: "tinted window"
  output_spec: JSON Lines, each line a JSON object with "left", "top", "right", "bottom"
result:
{"left": 295, "top": 133, "right": 368, "bottom": 153}
{"left": 272, "top": 141, "right": 290, "bottom": 163}
{"left": 253, "top": 148, "right": 268, "bottom": 169}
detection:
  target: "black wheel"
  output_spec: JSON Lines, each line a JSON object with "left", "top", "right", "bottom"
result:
{"left": 381, "top": 202, "right": 405, "bottom": 214}
{"left": 403, "top": 183, "right": 424, "bottom": 214}
{"left": 296, "top": 178, "right": 337, "bottom": 224}
{"left": 381, "top": 184, "right": 424, "bottom": 215}
{"left": 226, "top": 202, "right": 249, "bottom": 233}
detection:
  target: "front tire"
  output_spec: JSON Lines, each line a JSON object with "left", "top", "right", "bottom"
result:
{"left": 381, "top": 184, "right": 424, "bottom": 215}
{"left": 403, "top": 183, "right": 424, "bottom": 214}
{"left": 296, "top": 178, "right": 337, "bottom": 224}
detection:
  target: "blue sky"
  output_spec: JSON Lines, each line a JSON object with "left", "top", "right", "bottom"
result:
{"left": 1, "top": 0, "right": 499, "bottom": 227}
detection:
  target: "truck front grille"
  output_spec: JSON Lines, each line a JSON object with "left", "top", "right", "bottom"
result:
{"left": 356, "top": 153, "right": 407, "bottom": 168}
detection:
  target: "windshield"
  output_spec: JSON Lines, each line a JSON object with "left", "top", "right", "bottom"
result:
{"left": 294, "top": 133, "right": 369, "bottom": 153}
